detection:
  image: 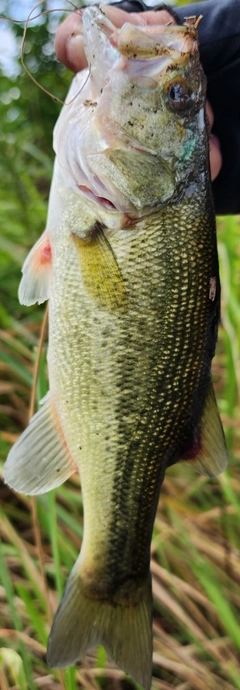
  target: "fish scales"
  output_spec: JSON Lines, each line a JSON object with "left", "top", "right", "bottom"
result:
{"left": 49, "top": 196, "right": 214, "bottom": 579}
{"left": 4, "top": 7, "right": 228, "bottom": 689}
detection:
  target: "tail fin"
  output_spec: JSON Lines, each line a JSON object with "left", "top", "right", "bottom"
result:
{"left": 47, "top": 562, "right": 153, "bottom": 690}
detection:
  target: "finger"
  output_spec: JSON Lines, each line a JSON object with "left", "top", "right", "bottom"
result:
{"left": 206, "top": 101, "right": 222, "bottom": 181}
{"left": 209, "top": 134, "right": 222, "bottom": 182}
{"left": 206, "top": 100, "right": 214, "bottom": 130}
{"left": 54, "top": 11, "right": 86, "bottom": 72}
{"left": 100, "top": 6, "right": 175, "bottom": 27}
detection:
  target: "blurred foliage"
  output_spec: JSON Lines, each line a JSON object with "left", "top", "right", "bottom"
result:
{"left": 0, "top": 1, "right": 72, "bottom": 321}
{"left": 0, "top": 2, "right": 74, "bottom": 449}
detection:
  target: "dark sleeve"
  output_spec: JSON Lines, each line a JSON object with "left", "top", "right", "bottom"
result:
{"left": 111, "top": 0, "right": 240, "bottom": 215}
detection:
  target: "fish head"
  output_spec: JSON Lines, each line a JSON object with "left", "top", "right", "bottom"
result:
{"left": 54, "top": 8, "right": 208, "bottom": 217}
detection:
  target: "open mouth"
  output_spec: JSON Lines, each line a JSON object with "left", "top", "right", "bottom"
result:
{"left": 78, "top": 185, "right": 117, "bottom": 211}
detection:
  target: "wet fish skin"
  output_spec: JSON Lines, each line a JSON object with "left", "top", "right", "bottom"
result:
{"left": 4, "top": 8, "right": 228, "bottom": 689}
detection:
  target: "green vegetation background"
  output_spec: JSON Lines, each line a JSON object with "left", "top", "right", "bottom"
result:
{"left": 0, "top": 1, "right": 240, "bottom": 689}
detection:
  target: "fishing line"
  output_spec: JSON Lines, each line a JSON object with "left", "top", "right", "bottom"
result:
{"left": 28, "top": 306, "right": 67, "bottom": 690}
{"left": 0, "top": 0, "right": 90, "bottom": 105}
{"left": 21, "top": 0, "right": 79, "bottom": 104}
{"left": 28, "top": 304, "right": 48, "bottom": 421}
{"left": 28, "top": 305, "right": 53, "bottom": 630}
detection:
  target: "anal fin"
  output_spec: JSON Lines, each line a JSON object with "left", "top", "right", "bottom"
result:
{"left": 182, "top": 382, "right": 228, "bottom": 477}
{"left": 4, "top": 392, "right": 76, "bottom": 495}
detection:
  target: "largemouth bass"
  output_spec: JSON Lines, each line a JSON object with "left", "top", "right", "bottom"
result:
{"left": 5, "top": 7, "right": 228, "bottom": 689}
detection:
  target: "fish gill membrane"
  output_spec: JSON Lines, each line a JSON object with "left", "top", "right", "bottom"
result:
{"left": 4, "top": 7, "right": 228, "bottom": 689}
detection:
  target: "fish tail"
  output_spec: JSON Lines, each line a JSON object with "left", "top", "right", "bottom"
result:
{"left": 47, "top": 561, "right": 153, "bottom": 690}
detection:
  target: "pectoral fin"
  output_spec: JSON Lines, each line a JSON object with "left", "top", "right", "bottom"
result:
{"left": 4, "top": 393, "right": 76, "bottom": 495}
{"left": 72, "top": 221, "right": 127, "bottom": 313}
{"left": 182, "top": 383, "right": 228, "bottom": 477}
{"left": 19, "top": 229, "right": 51, "bottom": 306}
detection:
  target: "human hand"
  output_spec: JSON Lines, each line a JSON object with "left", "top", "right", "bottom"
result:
{"left": 55, "top": 6, "right": 222, "bottom": 182}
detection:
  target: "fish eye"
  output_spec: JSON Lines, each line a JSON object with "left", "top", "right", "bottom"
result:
{"left": 167, "top": 79, "right": 192, "bottom": 111}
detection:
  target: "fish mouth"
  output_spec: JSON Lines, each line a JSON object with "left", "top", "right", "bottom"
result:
{"left": 78, "top": 185, "right": 117, "bottom": 211}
